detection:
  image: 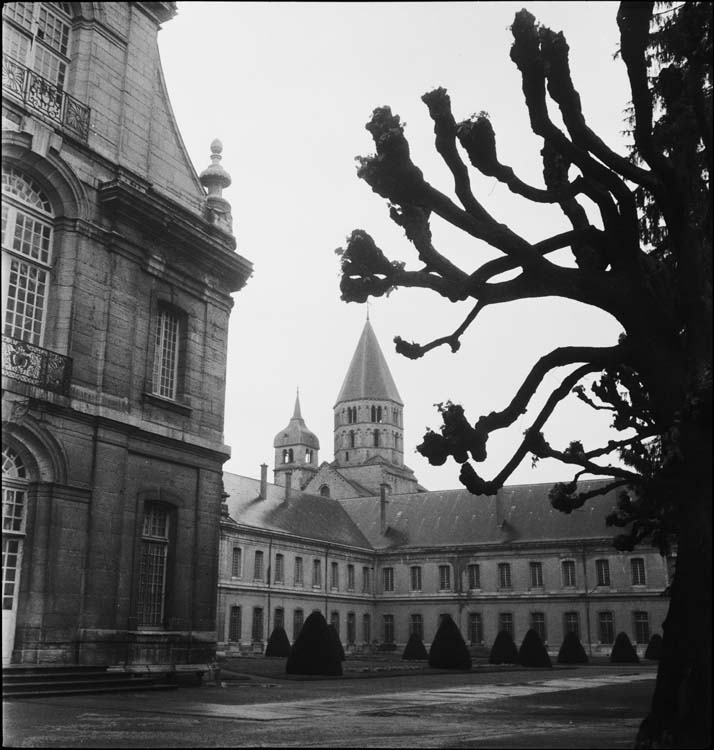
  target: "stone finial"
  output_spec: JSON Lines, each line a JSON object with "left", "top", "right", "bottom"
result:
{"left": 199, "top": 138, "right": 233, "bottom": 234}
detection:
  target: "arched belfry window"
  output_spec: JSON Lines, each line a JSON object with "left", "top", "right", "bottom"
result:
{"left": 1, "top": 168, "right": 54, "bottom": 346}
{"left": 304, "top": 448, "right": 312, "bottom": 463}
{"left": 373, "top": 430, "right": 380, "bottom": 447}
{"left": 282, "top": 448, "right": 293, "bottom": 464}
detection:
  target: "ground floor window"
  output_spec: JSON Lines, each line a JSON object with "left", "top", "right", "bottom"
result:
{"left": 228, "top": 606, "right": 241, "bottom": 642}
{"left": 564, "top": 611, "right": 580, "bottom": 639}
{"left": 410, "top": 613, "right": 423, "bottom": 640}
{"left": 598, "top": 611, "right": 614, "bottom": 644}
{"left": 274, "top": 607, "right": 284, "bottom": 631}
{"left": 252, "top": 607, "right": 264, "bottom": 641}
{"left": 498, "top": 612, "right": 514, "bottom": 639}
{"left": 293, "top": 609, "right": 304, "bottom": 640}
{"left": 469, "top": 612, "right": 483, "bottom": 644}
{"left": 383, "top": 614, "right": 394, "bottom": 644}
{"left": 137, "top": 504, "right": 170, "bottom": 627}
{"left": 530, "top": 612, "right": 546, "bottom": 643}
{"left": 633, "top": 611, "right": 650, "bottom": 644}
{"left": 347, "top": 612, "right": 356, "bottom": 644}
{"left": 363, "top": 613, "right": 371, "bottom": 643}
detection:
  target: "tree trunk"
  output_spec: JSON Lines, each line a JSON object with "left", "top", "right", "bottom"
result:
{"left": 636, "top": 420, "right": 712, "bottom": 748}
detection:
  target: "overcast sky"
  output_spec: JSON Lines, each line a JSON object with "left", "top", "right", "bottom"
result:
{"left": 158, "top": 1, "right": 632, "bottom": 491}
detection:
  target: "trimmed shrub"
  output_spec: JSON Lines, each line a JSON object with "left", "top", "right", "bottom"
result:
{"left": 610, "top": 631, "right": 639, "bottom": 663}
{"left": 265, "top": 626, "right": 291, "bottom": 657}
{"left": 286, "top": 611, "right": 342, "bottom": 676}
{"left": 518, "top": 628, "right": 552, "bottom": 668}
{"left": 402, "top": 632, "right": 428, "bottom": 661}
{"left": 644, "top": 633, "right": 663, "bottom": 661}
{"left": 429, "top": 614, "right": 472, "bottom": 670}
{"left": 557, "top": 631, "right": 589, "bottom": 664}
{"left": 489, "top": 629, "right": 519, "bottom": 665}
{"left": 328, "top": 624, "right": 346, "bottom": 661}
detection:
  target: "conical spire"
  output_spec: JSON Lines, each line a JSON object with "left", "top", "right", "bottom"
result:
{"left": 293, "top": 388, "right": 302, "bottom": 420}
{"left": 335, "top": 320, "right": 402, "bottom": 406}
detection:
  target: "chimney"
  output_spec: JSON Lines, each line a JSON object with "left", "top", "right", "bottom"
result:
{"left": 285, "top": 471, "right": 292, "bottom": 501}
{"left": 380, "top": 484, "right": 389, "bottom": 534}
{"left": 259, "top": 463, "right": 268, "bottom": 500}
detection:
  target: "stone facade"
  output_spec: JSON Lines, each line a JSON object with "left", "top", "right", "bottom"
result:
{"left": 2, "top": 2, "right": 251, "bottom": 670}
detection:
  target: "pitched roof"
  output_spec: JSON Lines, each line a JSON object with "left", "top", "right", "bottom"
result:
{"left": 222, "top": 472, "right": 371, "bottom": 549}
{"left": 337, "top": 479, "right": 623, "bottom": 550}
{"left": 335, "top": 320, "right": 402, "bottom": 406}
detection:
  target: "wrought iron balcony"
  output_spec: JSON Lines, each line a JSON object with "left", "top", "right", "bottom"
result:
{"left": 2, "top": 335, "right": 73, "bottom": 396}
{"left": 2, "top": 54, "right": 90, "bottom": 140}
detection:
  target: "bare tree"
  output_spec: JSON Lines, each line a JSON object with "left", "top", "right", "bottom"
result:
{"left": 336, "top": 3, "right": 711, "bottom": 746}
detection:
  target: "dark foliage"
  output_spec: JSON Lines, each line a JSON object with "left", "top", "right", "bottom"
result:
{"left": 264, "top": 626, "right": 291, "bottom": 657}
{"left": 285, "top": 611, "right": 342, "bottom": 676}
{"left": 428, "top": 614, "right": 472, "bottom": 669}
{"left": 644, "top": 633, "right": 663, "bottom": 661}
{"left": 557, "top": 631, "right": 589, "bottom": 664}
{"left": 518, "top": 628, "right": 552, "bottom": 668}
{"left": 328, "top": 624, "right": 346, "bottom": 661}
{"left": 610, "top": 631, "right": 640, "bottom": 663}
{"left": 488, "top": 629, "right": 519, "bottom": 665}
{"left": 402, "top": 632, "right": 429, "bottom": 661}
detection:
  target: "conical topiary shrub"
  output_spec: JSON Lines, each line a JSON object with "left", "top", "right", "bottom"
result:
{"left": 610, "top": 631, "right": 639, "bottom": 663}
{"left": 286, "top": 611, "right": 342, "bottom": 676}
{"left": 489, "top": 629, "right": 519, "bottom": 665}
{"left": 557, "top": 631, "right": 589, "bottom": 664}
{"left": 264, "top": 626, "right": 291, "bottom": 657}
{"left": 518, "top": 628, "right": 552, "bottom": 668}
{"left": 644, "top": 633, "right": 663, "bottom": 661}
{"left": 402, "top": 632, "right": 428, "bottom": 661}
{"left": 328, "top": 624, "right": 346, "bottom": 661}
{"left": 428, "top": 614, "right": 472, "bottom": 669}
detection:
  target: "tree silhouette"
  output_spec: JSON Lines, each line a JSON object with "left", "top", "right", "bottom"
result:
{"left": 518, "top": 628, "right": 552, "bottom": 668}
{"left": 557, "top": 631, "right": 589, "bottom": 665}
{"left": 610, "top": 631, "right": 640, "bottom": 663}
{"left": 428, "top": 614, "right": 471, "bottom": 669}
{"left": 336, "top": 3, "right": 711, "bottom": 746}
{"left": 286, "top": 611, "right": 342, "bottom": 676}
{"left": 402, "top": 632, "right": 429, "bottom": 660}
{"left": 265, "top": 626, "right": 291, "bottom": 657}
{"left": 489, "top": 630, "right": 519, "bottom": 665}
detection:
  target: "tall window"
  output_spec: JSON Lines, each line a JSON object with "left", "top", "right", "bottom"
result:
{"left": 498, "top": 562, "right": 512, "bottom": 589}
{"left": 304, "top": 449, "right": 312, "bottom": 463}
{"left": 2, "top": 447, "right": 27, "bottom": 613}
{"left": 468, "top": 563, "right": 480, "bottom": 590}
{"left": 382, "top": 567, "right": 394, "bottom": 592}
{"left": 529, "top": 562, "right": 543, "bottom": 588}
{"left": 331, "top": 561, "right": 339, "bottom": 590}
{"left": 253, "top": 550, "right": 264, "bottom": 581}
{"left": 439, "top": 565, "right": 451, "bottom": 591}
{"left": 373, "top": 430, "right": 380, "bottom": 447}
{"left": 469, "top": 613, "right": 483, "bottom": 644}
{"left": 410, "top": 613, "right": 423, "bottom": 639}
{"left": 330, "top": 611, "right": 340, "bottom": 635}
{"left": 274, "top": 553, "right": 284, "bottom": 584}
{"left": 362, "top": 613, "right": 371, "bottom": 643}
{"left": 631, "top": 558, "right": 646, "bottom": 586}
{"left": 371, "top": 405, "right": 382, "bottom": 423}
{"left": 294, "top": 556, "right": 303, "bottom": 585}
{"left": 228, "top": 606, "right": 241, "bottom": 642}
{"left": 312, "top": 559, "right": 321, "bottom": 588}
{"left": 564, "top": 611, "right": 580, "bottom": 638}
{"left": 347, "top": 612, "right": 356, "bottom": 644}
{"left": 282, "top": 448, "right": 293, "bottom": 464}
{"left": 231, "top": 547, "right": 242, "bottom": 578}
{"left": 362, "top": 566, "right": 371, "bottom": 594}
{"left": 633, "top": 611, "right": 650, "bottom": 644}
{"left": 137, "top": 504, "right": 170, "bottom": 627}
{"left": 293, "top": 609, "right": 304, "bottom": 640}
{"left": 349, "top": 430, "right": 355, "bottom": 448}
{"left": 251, "top": 607, "right": 264, "bottom": 641}
{"left": 347, "top": 564, "right": 355, "bottom": 591}
{"left": 498, "top": 612, "right": 514, "bottom": 638}
{"left": 598, "top": 611, "right": 614, "bottom": 644}
{"left": 2, "top": 168, "right": 54, "bottom": 346}
{"left": 383, "top": 614, "right": 394, "bottom": 643}
{"left": 274, "top": 607, "right": 284, "bottom": 631}
{"left": 152, "top": 308, "right": 180, "bottom": 399}
{"left": 531, "top": 612, "right": 547, "bottom": 643}
{"left": 596, "top": 559, "right": 611, "bottom": 587}
{"left": 562, "top": 560, "right": 576, "bottom": 587}
{"left": 410, "top": 565, "right": 422, "bottom": 591}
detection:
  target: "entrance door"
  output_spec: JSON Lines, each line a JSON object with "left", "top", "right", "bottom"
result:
{"left": 2, "top": 447, "right": 27, "bottom": 664}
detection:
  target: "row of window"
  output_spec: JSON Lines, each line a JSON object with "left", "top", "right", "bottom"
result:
{"left": 280, "top": 448, "right": 314, "bottom": 464}
{"left": 226, "top": 605, "right": 653, "bottom": 647}
{"left": 231, "top": 548, "right": 372, "bottom": 592}
{"left": 341, "top": 405, "right": 402, "bottom": 426}
{"left": 340, "top": 429, "right": 401, "bottom": 450}
{"left": 381, "top": 558, "right": 647, "bottom": 593}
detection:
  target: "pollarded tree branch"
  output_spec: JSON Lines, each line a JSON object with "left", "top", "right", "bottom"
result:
{"left": 550, "top": 477, "right": 633, "bottom": 513}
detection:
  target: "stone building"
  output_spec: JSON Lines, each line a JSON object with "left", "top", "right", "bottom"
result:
{"left": 218, "top": 320, "right": 670, "bottom": 657}
{"left": 2, "top": 1, "right": 252, "bottom": 670}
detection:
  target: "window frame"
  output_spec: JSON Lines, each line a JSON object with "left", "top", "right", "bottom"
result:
{"left": 561, "top": 559, "right": 577, "bottom": 588}
{"left": 438, "top": 564, "right": 451, "bottom": 591}
{"left": 529, "top": 561, "right": 544, "bottom": 588}
{"left": 595, "top": 558, "right": 611, "bottom": 587}
{"left": 498, "top": 562, "right": 512, "bottom": 590}
{"left": 598, "top": 611, "right": 615, "bottom": 644}
{"left": 410, "top": 565, "right": 422, "bottom": 592}
{"left": 467, "top": 563, "right": 480, "bottom": 590}
{"left": 382, "top": 566, "right": 394, "bottom": 592}
{"left": 630, "top": 557, "right": 647, "bottom": 586}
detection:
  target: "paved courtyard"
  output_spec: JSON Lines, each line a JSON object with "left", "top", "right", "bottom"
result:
{"left": 2, "top": 662, "right": 657, "bottom": 748}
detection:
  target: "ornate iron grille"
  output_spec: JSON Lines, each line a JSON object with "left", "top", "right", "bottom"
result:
{"left": 2, "top": 54, "right": 90, "bottom": 140}
{"left": 2, "top": 334, "right": 72, "bottom": 395}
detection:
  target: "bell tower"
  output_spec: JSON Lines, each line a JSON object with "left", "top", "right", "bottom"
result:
{"left": 273, "top": 390, "right": 320, "bottom": 490}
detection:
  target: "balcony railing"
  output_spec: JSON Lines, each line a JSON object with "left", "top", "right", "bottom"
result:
{"left": 2, "top": 335, "right": 73, "bottom": 396}
{"left": 2, "top": 54, "right": 90, "bottom": 140}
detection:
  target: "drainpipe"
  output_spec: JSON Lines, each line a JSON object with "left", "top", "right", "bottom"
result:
{"left": 324, "top": 546, "right": 330, "bottom": 618}
{"left": 582, "top": 544, "right": 592, "bottom": 657}
{"left": 267, "top": 536, "right": 273, "bottom": 641}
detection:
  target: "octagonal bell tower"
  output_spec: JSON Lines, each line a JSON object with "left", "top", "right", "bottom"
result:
{"left": 273, "top": 390, "right": 320, "bottom": 490}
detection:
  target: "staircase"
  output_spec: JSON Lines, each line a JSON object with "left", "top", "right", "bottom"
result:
{"left": 2, "top": 664, "right": 179, "bottom": 699}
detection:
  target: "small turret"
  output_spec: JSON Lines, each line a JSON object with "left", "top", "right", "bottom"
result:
{"left": 273, "top": 390, "right": 320, "bottom": 490}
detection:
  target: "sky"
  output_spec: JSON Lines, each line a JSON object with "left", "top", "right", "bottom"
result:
{"left": 158, "top": 1, "right": 633, "bottom": 491}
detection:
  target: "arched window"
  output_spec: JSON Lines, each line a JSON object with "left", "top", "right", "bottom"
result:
{"left": 282, "top": 448, "right": 293, "bottom": 464}
{"left": 2, "top": 168, "right": 55, "bottom": 346}
{"left": 349, "top": 430, "right": 355, "bottom": 448}
{"left": 304, "top": 449, "right": 312, "bottom": 463}
{"left": 319, "top": 485, "right": 330, "bottom": 498}
{"left": 136, "top": 503, "right": 171, "bottom": 627}
{"left": 373, "top": 430, "right": 380, "bottom": 447}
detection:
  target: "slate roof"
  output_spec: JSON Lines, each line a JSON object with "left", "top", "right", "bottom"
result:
{"left": 337, "top": 479, "right": 622, "bottom": 550}
{"left": 335, "top": 320, "right": 402, "bottom": 406}
{"left": 222, "top": 472, "right": 371, "bottom": 549}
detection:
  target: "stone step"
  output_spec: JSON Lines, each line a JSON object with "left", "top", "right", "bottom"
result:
{"left": 3, "top": 681, "right": 178, "bottom": 699}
